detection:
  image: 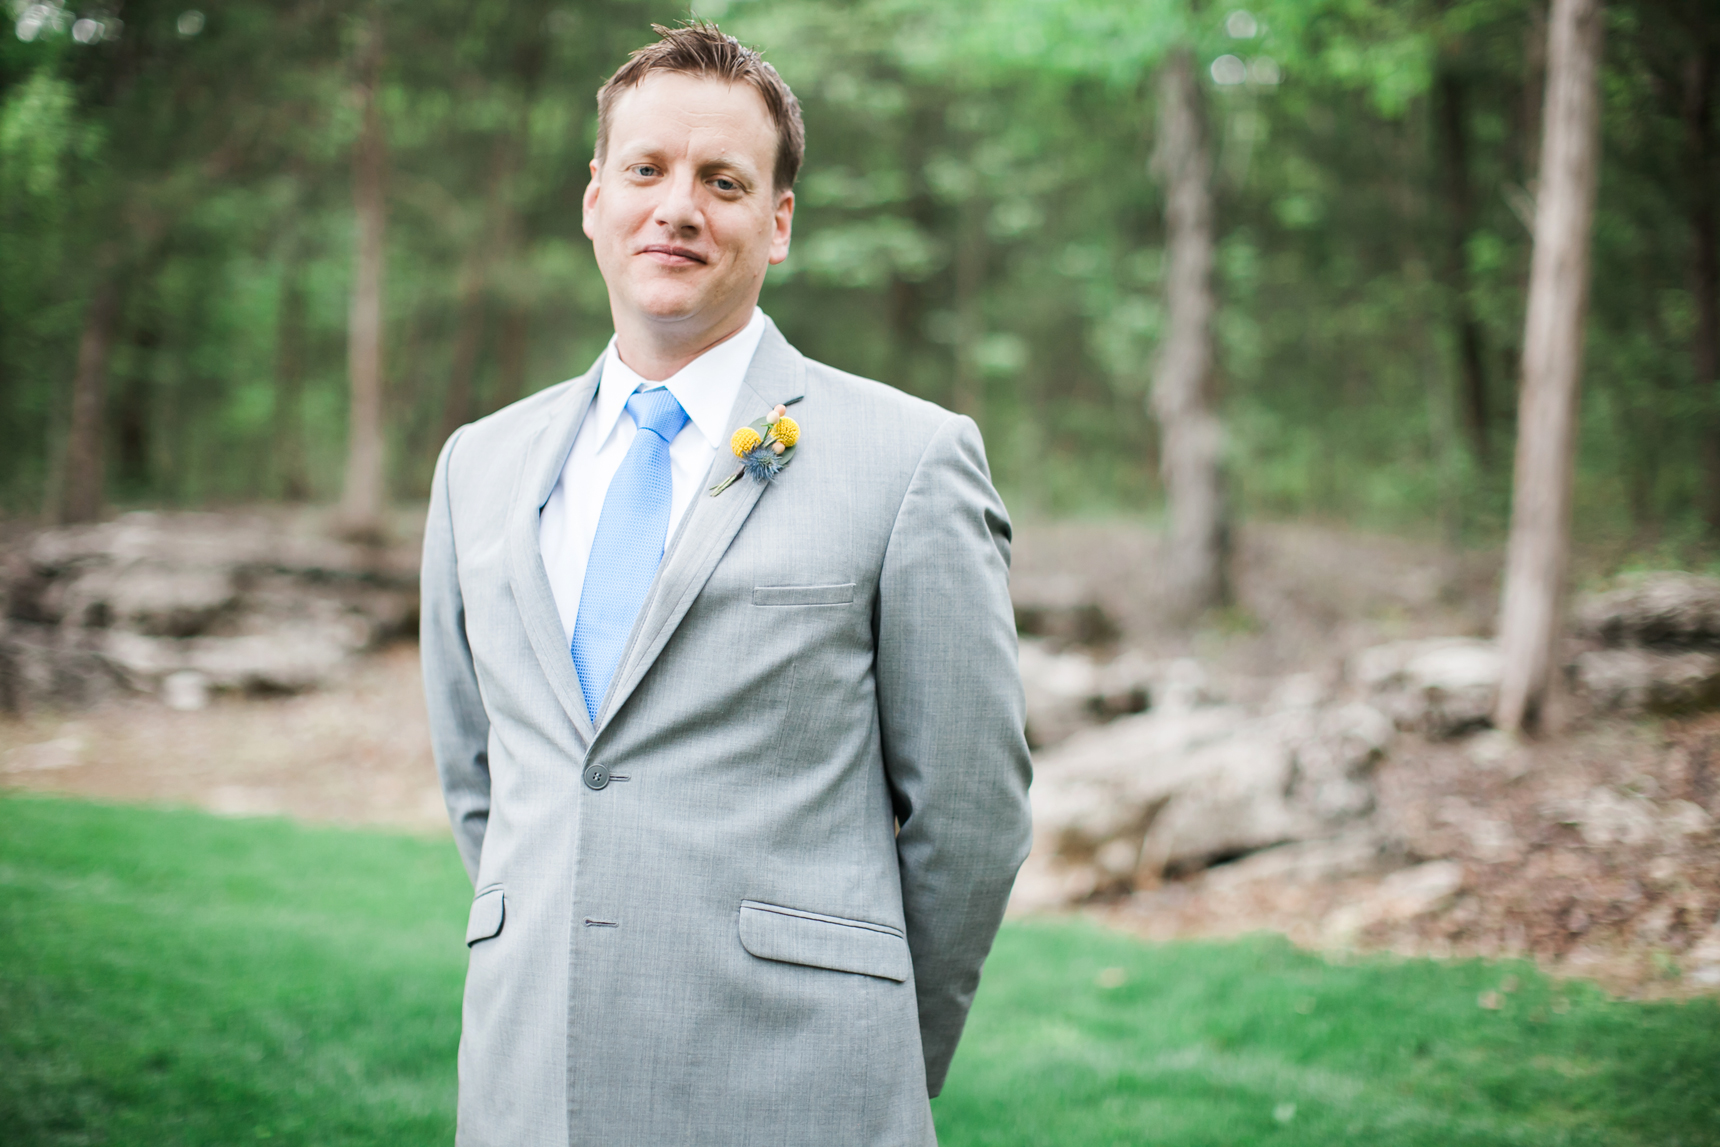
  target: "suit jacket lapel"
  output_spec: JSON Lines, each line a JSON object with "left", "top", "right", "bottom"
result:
{"left": 506, "top": 361, "right": 602, "bottom": 746}
{"left": 595, "top": 321, "right": 807, "bottom": 730}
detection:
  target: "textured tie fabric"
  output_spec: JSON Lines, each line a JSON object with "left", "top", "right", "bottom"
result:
{"left": 569, "top": 387, "right": 690, "bottom": 722}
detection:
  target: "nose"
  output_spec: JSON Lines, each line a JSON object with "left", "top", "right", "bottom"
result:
{"left": 655, "top": 169, "right": 702, "bottom": 235}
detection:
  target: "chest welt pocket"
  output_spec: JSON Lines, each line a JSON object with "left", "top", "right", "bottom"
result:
{"left": 737, "top": 900, "right": 910, "bottom": 982}
{"left": 752, "top": 582, "right": 856, "bottom": 607}
{"left": 466, "top": 885, "right": 505, "bottom": 946}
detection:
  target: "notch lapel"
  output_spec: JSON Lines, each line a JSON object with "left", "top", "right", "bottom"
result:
{"left": 594, "top": 322, "right": 807, "bottom": 730}
{"left": 506, "top": 362, "right": 603, "bottom": 746}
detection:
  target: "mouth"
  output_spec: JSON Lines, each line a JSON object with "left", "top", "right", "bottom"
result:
{"left": 639, "top": 244, "right": 707, "bottom": 266}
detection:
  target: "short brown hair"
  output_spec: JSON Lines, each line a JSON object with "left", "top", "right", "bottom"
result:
{"left": 595, "top": 21, "right": 805, "bottom": 193}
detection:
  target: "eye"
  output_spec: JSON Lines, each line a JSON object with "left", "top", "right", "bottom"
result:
{"left": 712, "top": 176, "right": 742, "bottom": 193}
{"left": 631, "top": 164, "right": 659, "bottom": 178}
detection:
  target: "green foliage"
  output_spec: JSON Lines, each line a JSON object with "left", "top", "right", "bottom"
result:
{"left": 943, "top": 921, "right": 1720, "bottom": 1146}
{"left": 0, "top": 0, "right": 1715, "bottom": 546}
{"left": 0, "top": 794, "right": 470, "bottom": 1144}
{"left": 5, "top": 795, "right": 1720, "bottom": 1144}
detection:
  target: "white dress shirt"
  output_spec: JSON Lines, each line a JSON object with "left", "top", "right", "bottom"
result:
{"left": 538, "top": 307, "right": 767, "bottom": 643}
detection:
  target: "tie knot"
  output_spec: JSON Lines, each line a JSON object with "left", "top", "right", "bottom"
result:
{"left": 626, "top": 388, "right": 689, "bottom": 443}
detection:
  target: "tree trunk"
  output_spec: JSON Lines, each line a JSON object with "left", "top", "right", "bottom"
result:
{"left": 951, "top": 205, "right": 984, "bottom": 423}
{"left": 60, "top": 269, "right": 122, "bottom": 524}
{"left": 1151, "top": 47, "right": 1229, "bottom": 614}
{"left": 438, "top": 136, "right": 519, "bottom": 441}
{"left": 1436, "top": 65, "right": 1491, "bottom": 466}
{"left": 341, "top": 7, "right": 388, "bottom": 538}
{"left": 276, "top": 264, "right": 311, "bottom": 501}
{"left": 1494, "top": 0, "right": 1605, "bottom": 734}
{"left": 437, "top": 249, "right": 487, "bottom": 445}
{"left": 1685, "top": 48, "right": 1720, "bottom": 534}
{"left": 494, "top": 306, "right": 532, "bottom": 410}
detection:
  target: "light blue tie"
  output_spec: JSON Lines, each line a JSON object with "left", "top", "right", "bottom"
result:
{"left": 570, "top": 387, "right": 690, "bottom": 722}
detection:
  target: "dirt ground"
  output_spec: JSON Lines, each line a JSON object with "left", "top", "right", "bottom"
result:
{"left": 0, "top": 643, "right": 446, "bottom": 833}
{"left": 5, "top": 517, "right": 1715, "bottom": 998}
{"left": 1101, "top": 714, "right": 1720, "bottom": 999}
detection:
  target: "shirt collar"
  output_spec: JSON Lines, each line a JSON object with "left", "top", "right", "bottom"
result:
{"left": 592, "top": 308, "right": 768, "bottom": 452}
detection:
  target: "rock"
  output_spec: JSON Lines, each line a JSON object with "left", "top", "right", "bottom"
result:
{"left": 1017, "top": 640, "right": 1156, "bottom": 749}
{"left": 1438, "top": 797, "right": 1522, "bottom": 862}
{"left": 1687, "top": 921, "right": 1720, "bottom": 987}
{"left": 1666, "top": 799, "right": 1715, "bottom": 837}
{"left": 1322, "top": 860, "right": 1465, "bottom": 940}
{"left": 1571, "top": 648, "right": 1720, "bottom": 714}
{"left": 1278, "top": 701, "right": 1394, "bottom": 820}
{"left": 1549, "top": 786, "right": 1710, "bottom": 849}
{"left": 1268, "top": 672, "right": 1332, "bottom": 711}
{"left": 1031, "top": 705, "right": 1255, "bottom": 853}
{"left": 1465, "top": 728, "right": 1528, "bottom": 776}
{"left": 1354, "top": 637, "right": 1500, "bottom": 736}
{"left": 0, "top": 510, "right": 420, "bottom": 713}
{"left": 0, "top": 622, "right": 123, "bottom": 712}
{"left": 52, "top": 563, "right": 237, "bottom": 636}
{"left": 1012, "top": 574, "right": 1122, "bottom": 648}
{"left": 1576, "top": 572, "right": 1720, "bottom": 647}
{"left": 1199, "top": 831, "right": 1386, "bottom": 892}
{"left": 103, "top": 626, "right": 355, "bottom": 695}
{"left": 1153, "top": 657, "right": 1215, "bottom": 714}
{"left": 1562, "top": 787, "right": 1656, "bottom": 847}
{"left": 162, "top": 669, "right": 211, "bottom": 711}
{"left": 1019, "top": 640, "right": 1102, "bottom": 748}
{"left": 1024, "top": 691, "right": 1391, "bottom": 898}
{"left": 190, "top": 630, "right": 354, "bottom": 693}
{"left": 1134, "top": 723, "right": 1316, "bottom": 875}
{"left": 1091, "top": 650, "right": 1157, "bottom": 719}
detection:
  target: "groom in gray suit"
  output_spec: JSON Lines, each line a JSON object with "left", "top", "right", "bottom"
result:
{"left": 421, "top": 22, "right": 1031, "bottom": 1146}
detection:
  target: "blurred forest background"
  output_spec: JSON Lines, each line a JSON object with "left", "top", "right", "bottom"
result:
{"left": 3, "top": 0, "right": 1717, "bottom": 555}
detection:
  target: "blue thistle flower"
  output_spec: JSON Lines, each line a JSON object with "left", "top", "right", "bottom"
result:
{"left": 741, "top": 445, "right": 785, "bottom": 483}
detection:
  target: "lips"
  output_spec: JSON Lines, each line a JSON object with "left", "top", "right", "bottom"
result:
{"left": 640, "top": 244, "right": 707, "bottom": 265}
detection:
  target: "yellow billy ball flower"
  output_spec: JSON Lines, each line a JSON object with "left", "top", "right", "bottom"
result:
{"left": 770, "top": 416, "right": 800, "bottom": 448}
{"left": 731, "top": 426, "right": 763, "bottom": 456}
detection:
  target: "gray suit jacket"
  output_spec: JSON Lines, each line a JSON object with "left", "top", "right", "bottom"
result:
{"left": 421, "top": 319, "right": 1032, "bottom": 1146}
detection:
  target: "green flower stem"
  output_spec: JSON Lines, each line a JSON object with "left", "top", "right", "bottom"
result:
{"left": 708, "top": 466, "right": 745, "bottom": 497}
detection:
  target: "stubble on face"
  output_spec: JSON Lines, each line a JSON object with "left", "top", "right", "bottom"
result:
{"left": 583, "top": 73, "right": 794, "bottom": 378}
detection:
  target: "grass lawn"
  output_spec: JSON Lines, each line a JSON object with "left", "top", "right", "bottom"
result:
{"left": 2, "top": 795, "right": 1717, "bottom": 1146}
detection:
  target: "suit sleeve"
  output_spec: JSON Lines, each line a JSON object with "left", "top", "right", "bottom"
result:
{"left": 875, "top": 413, "right": 1033, "bottom": 1097}
{"left": 421, "top": 428, "right": 492, "bottom": 883}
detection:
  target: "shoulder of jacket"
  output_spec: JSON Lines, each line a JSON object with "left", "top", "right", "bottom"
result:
{"left": 441, "top": 377, "right": 581, "bottom": 475}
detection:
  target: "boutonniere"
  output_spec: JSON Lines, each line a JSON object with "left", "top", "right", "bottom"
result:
{"left": 709, "top": 399, "right": 802, "bottom": 497}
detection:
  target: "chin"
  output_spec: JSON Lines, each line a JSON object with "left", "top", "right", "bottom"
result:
{"left": 628, "top": 283, "right": 716, "bottom": 324}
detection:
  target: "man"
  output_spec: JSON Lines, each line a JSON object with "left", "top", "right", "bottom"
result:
{"left": 421, "top": 22, "right": 1031, "bottom": 1147}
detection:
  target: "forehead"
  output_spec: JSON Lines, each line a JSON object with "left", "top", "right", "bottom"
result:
{"left": 605, "top": 72, "right": 776, "bottom": 160}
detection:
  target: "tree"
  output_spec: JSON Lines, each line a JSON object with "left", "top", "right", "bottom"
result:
{"left": 1495, "top": 0, "right": 1606, "bottom": 734}
{"left": 1684, "top": 41, "right": 1720, "bottom": 532}
{"left": 60, "top": 255, "right": 121, "bottom": 523}
{"left": 1434, "top": 56, "right": 1492, "bottom": 467}
{"left": 1151, "top": 46, "right": 1229, "bottom": 611}
{"left": 340, "top": 5, "right": 389, "bottom": 538}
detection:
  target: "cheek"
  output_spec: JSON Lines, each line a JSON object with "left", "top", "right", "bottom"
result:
{"left": 714, "top": 209, "right": 777, "bottom": 259}
{"left": 594, "top": 194, "right": 650, "bottom": 241}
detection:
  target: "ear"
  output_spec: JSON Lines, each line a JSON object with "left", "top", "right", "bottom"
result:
{"left": 581, "top": 158, "right": 601, "bottom": 241}
{"left": 767, "top": 188, "right": 794, "bottom": 266}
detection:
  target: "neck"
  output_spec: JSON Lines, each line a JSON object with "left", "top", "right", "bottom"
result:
{"left": 612, "top": 299, "right": 757, "bottom": 382}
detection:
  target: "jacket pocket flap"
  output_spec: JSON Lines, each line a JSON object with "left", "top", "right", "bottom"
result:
{"left": 752, "top": 583, "right": 856, "bottom": 607}
{"left": 737, "top": 900, "right": 909, "bottom": 982}
{"left": 466, "top": 886, "right": 505, "bottom": 946}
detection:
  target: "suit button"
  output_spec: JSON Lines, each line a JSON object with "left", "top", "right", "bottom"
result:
{"left": 583, "top": 763, "right": 610, "bottom": 791}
